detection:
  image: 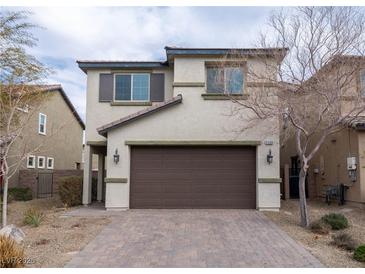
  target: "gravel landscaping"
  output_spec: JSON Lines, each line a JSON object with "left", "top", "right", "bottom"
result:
{"left": 264, "top": 199, "right": 365, "bottom": 268}
{"left": 6, "top": 197, "right": 111, "bottom": 267}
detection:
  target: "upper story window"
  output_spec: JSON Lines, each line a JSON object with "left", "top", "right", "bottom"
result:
{"left": 114, "top": 73, "right": 150, "bottom": 101}
{"left": 361, "top": 69, "right": 365, "bottom": 96}
{"left": 206, "top": 66, "right": 244, "bottom": 94}
{"left": 38, "top": 113, "right": 47, "bottom": 135}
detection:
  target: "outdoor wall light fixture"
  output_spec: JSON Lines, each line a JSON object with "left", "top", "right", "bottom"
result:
{"left": 267, "top": 149, "right": 273, "bottom": 164}
{"left": 113, "top": 149, "right": 120, "bottom": 164}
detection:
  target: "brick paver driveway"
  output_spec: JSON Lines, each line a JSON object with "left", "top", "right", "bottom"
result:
{"left": 65, "top": 210, "right": 322, "bottom": 267}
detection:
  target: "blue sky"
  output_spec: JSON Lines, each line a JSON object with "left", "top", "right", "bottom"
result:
{"left": 4, "top": 7, "right": 276, "bottom": 120}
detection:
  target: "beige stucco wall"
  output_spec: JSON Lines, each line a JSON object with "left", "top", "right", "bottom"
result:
{"left": 281, "top": 128, "right": 365, "bottom": 205}
{"left": 87, "top": 55, "right": 282, "bottom": 210}
{"left": 8, "top": 91, "right": 84, "bottom": 186}
{"left": 84, "top": 68, "right": 174, "bottom": 142}
{"left": 280, "top": 64, "right": 365, "bottom": 205}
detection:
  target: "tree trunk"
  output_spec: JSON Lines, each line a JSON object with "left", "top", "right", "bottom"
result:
{"left": 2, "top": 174, "right": 8, "bottom": 227}
{"left": 298, "top": 167, "right": 309, "bottom": 227}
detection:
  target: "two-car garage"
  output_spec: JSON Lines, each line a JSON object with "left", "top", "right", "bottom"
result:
{"left": 130, "top": 146, "right": 257, "bottom": 209}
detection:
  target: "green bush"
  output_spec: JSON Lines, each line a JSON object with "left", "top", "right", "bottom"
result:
{"left": 23, "top": 208, "right": 44, "bottom": 227}
{"left": 310, "top": 219, "right": 331, "bottom": 234}
{"left": 331, "top": 233, "right": 357, "bottom": 251}
{"left": 321, "top": 213, "right": 349, "bottom": 230}
{"left": 58, "top": 176, "right": 82, "bottom": 207}
{"left": 354, "top": 245, "right": 365, "bottom": 262}
{"left": 8, "top": 187, "right": 32, "bottom": 201}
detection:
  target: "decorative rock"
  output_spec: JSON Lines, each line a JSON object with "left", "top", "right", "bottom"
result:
{"left": 0, "top": 224, "right": 25, "bottom": 244}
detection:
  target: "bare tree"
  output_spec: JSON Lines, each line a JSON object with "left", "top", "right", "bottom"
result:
{"left": 0, "top": 11, "right": 49, "bottom": 227}
{"left": 218, "top": 7, "right": 365, "bottom": 227}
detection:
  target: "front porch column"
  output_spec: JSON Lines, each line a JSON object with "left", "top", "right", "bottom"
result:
{"left": 97, "top": 154, "right": 105, "bottom": 202}
{"left": 82, "top": 145, "right": 93, "bottom": 205}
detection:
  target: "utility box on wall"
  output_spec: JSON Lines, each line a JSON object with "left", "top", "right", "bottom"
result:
{"left": 347, "top": 157, "right": 357, "bottom": 170}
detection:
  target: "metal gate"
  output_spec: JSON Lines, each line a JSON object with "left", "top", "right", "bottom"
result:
{"left": 37, "top": 172, "right": 53, "bottom": 198}
{"left": 289, "top": 168, "right": 308, "bottom": 199}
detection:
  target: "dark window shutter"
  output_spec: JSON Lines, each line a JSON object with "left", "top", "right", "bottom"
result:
{"left": 150, "top": 73, "right": 165, "bottom": 102}
{"left": 99, "top": 74, "right": 114, "bottom": 102}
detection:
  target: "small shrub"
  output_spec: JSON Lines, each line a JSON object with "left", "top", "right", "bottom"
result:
{"left": 354, "top": 245, "right": 365, "bottom": 262}
{"left": 309, "top": 219, "right": 330, "bottom": 234}
{"left": 58, "top": 176, "right": 82, "bottom": 207}
{"left": 23, "top": 208, "right": 44, "bottom": 227}
{"left": 0, "top": 235, "right": 25, "bottom": 268}
{"left": 321, "top": 213, "right": 349, "bottom": 230}
{"left": 331, "top": 233, "right": 357, "bottom": 251}
{"left": 8, "top": 187, "right": 32, "bottom": 201}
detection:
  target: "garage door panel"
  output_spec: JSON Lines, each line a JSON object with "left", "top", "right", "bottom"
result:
{"left": 130, "top": 146, "right": 256, "bottom": 209}
{"left": 131, "top": 184, "right": 163, "bottom": 193}
{"left": 190, "top": 172, "right": 252, "bottom": 181}
{"left": 132, "top": 170, "right": 193, "bottom": 181}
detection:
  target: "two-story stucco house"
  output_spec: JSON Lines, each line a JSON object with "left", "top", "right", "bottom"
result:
{"left": 5, "top": 85, "right": 85, "bottom": 198}
{"left": 78, "top": 46, "right": 287, "bottom": 211}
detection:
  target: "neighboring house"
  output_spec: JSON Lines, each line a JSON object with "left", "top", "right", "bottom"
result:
{"left": 6, "top": 85, "right": 85, "bottom": 198}
{"left": 280, "top": 56, "right": 365, "bottom": 208}
{"left": 78, "top": 46, "right": 287, "bottom": 211}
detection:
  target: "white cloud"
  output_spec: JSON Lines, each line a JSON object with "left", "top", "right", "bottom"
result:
{"left": 5, "top": 7, "right": 274, "bottom": 120}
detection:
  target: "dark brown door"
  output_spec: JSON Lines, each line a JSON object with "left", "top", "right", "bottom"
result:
{"left": 130, "top": 146, "right": 256, "bottom": 209}
{"left": 37, "top": 172, "right": 53, "bottom": 198}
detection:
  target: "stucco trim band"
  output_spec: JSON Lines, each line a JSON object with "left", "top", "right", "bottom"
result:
{"left": 201, "top": 93, "right": 249, "bottom": 100}
{"left": 173, "top": 82, "right": 205, "bottom": 87}
{"left": 246, "top": 82, "right": 277, "bottom": 88}
{"left": 104, "top": 178, "right": 128, "bottom": 183}
{"left": 258, "top": 178, "right": 282, "bottom": 183}
{"left": 110, "top": 101, "right": 153, "bottom": 106}
{"left": 86, "top": 141, "right": 107, "bottom": 146}
{"left": 125, "top": 140, "right": 261, "bottom": 146}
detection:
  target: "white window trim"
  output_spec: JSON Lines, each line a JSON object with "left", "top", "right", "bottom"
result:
{"left": 37, "top": 156, "right": 46, "bottom": 169}
{"left": 26, "top": 155, "right": 36, "bottom": 168}
{"left": 38, "top": 113, "right": 47, "bottom": 135}
{"left": 113, "top": 73, "right": 150, "bottom": 102}
{"left": 47, "top": 157, "right": 54, "bottom": 169}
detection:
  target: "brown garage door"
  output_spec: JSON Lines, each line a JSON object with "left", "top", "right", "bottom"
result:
{"left": 130, "top": 146, "right": 256, "bottom": 209}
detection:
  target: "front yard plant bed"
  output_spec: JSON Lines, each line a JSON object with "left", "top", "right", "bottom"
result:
{"left": 264, "top": 200, "right": 365, "bottom": 267}
{"left": 6, "top": 197, "right": 111, "bottom": 267}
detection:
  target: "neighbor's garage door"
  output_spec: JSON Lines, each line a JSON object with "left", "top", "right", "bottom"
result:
{"left": 130, "top": 146, "right": 256, "bottom": 209}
